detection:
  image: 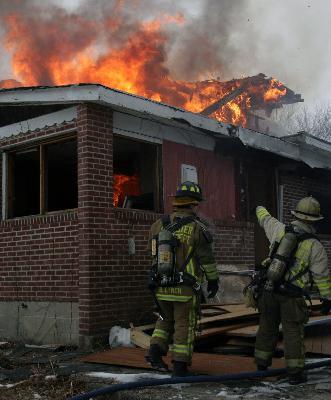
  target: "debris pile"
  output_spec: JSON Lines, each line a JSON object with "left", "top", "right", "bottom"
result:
{"left": 81, "top": 301, "right": 331, "bottom": 375}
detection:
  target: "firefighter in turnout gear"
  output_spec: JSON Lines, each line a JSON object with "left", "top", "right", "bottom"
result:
{"left": 254, "top": 196, "right": 331, "bottom": 385}
{"left": 146, "top": 182, "right": 219, "bottom": 377}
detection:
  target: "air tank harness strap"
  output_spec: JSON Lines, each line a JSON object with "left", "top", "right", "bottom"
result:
{"left": 157, "top": 215, "right": 200, "bottom": 291}
{"left": 277, "top": 230, "right": 319, "bottom": 304}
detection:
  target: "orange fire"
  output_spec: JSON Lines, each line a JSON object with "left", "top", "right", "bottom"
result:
{"left": 113, "top": 174, "right": 140, "bottom": 207}
{"left": 264, "top": 78, "right": 287, "bottom": 102}
{"left": 1, "top": 8, "right": 288, "bottom": 127}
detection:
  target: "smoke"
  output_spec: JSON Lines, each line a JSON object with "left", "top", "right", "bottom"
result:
{"left": 167, "top": 0, "right": 331, "bottom": 106}
{"left": 0, "top": 0, "right": 330, "bottom": 106}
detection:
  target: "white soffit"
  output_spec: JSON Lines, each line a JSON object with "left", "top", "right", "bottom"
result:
{"left": 0, "top": 106, "right": 77, "bottom": 139}
{"left": 113, "top": 111, "right": 215, "bottom": 150}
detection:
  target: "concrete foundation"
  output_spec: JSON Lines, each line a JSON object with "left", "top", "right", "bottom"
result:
{"left": 216, "top": 264, "right": 251, "bottom": 304}
{"left": 0, "top": 301, "right": 79, "bottom": 345}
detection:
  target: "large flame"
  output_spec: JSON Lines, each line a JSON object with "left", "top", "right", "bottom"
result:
{"left": 113, "top": 174, "right": 140, "bottom": 207}
{"left": 0, "top": 7, "right": 288, "bottom": 127}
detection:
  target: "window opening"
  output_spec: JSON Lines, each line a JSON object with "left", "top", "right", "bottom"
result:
{"left": 7, "top": 137, "right": 77, "bottom": 218}
{"left": 113, "top": 136, "right": 162, "bottom": 211}
{"left": 10, "top": 147, "right": 40, "bottom": 217}
{"left": 45, "top": 139, "right": 77, "bottom": 212}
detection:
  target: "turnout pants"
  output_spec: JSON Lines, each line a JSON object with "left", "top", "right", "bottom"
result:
{"left": 150, "top": 296, "right": 197, "bottom": 363}
{"left": 255, "top": 291, "right": 309, "bottom": 375}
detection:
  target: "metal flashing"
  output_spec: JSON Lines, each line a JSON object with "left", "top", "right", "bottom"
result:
{"left": 0, "top": 106, "right": 77, "bottom": 139}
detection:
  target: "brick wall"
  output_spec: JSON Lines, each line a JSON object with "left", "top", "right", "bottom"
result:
{"left": 76, "top": 103, "right": 115, "bottom": 342}
{"left": 213, "top": 220, "right": 255, "bottom": 266}
{"left": 0, "top": 212, "right": 79, "bottom": 301}
{"left": 281, "top": 173, "right": 331, "bottom": 267}
{"left": 0, "top": 121, "right": 79, "bottom": 303}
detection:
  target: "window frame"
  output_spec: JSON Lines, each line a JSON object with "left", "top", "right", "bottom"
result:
{"left": 3, "top": 134, "right": 77, "bottom": 219}
{"left": 113, "top": 134, "right": 163, "bottom": 213}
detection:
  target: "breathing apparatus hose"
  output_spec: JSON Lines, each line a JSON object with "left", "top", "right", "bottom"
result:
{"left": 66, "top": 359, "right": 331, "bottom": 400}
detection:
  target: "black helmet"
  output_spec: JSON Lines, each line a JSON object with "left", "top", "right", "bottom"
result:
{"left": 173, "top": 181, "right": 203, "bottom": 206}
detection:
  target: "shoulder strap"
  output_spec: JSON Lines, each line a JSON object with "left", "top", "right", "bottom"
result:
{"left": 161, "top": 214, "right": 171, "bottom": 228}
{"left": 288, "top": 232, "right": 318, "bottom": 284}
{"left": 297, "top": 232, "right": 320, "bottom": 243}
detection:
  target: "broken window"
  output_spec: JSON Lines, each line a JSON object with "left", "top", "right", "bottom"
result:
{"left": 113, "top": 136, "right": 162, "bottom": 211}
{"left": 7, "top": 137, "right": 77, "bottom": 218}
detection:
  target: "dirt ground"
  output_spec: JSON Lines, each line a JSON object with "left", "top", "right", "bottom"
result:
{"left": 1, "top": 342, "right": 331, "bottom": 400}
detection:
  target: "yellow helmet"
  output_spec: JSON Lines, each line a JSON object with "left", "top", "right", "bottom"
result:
{"left": 291, "top": 196, "right": 324, "bottom": 222}
{"left": 172, "top": 181, "right": 203, "bottom": 206}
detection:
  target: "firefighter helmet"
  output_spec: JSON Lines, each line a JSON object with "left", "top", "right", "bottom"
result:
{"left": 291, "top": 196, "right": 324, "bottom": 222}
{"left": 172, "top": 181, "right": 203, "bottom": 206}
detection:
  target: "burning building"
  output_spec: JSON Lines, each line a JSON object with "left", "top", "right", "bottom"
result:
{"left": 0, "top": 83, "right": 330, "bottom": 346}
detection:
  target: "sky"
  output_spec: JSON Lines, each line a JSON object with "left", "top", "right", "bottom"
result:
{"left": 0, "top": 0, "right": 330, "bottom": 109}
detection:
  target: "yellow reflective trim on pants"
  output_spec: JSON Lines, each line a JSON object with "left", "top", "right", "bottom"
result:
{"left": 255, "top": 349, "right": 273, "bottom": 361}
{"left": 203, "top": 263, "right": 219, "bottom": 280}
{"left": 152, "top": 329, "right": 169, "bottom": 341}
{"left": 319, "top": 288, "right": 331, "bottom": 296}
{"left": 156, "top": 294, "right": 192, "bottom": 302}
{"left": 173, "top": 344, "right": 189, "bottom": 355}
{"left": 317, "top": 282, "right": 331, "bottom": 288}
{"left": 286, "top": 358, "right": 305, "bottom": 369}
{"left": 314, "top": 277, "right": 331, "bottom": 283}
{"left": 203, "top": 263, "right": 217, "bottom": 271}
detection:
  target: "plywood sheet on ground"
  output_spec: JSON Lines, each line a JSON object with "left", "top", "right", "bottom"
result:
{"left": 81, "top": 347, "right": 284, "bottom": 375}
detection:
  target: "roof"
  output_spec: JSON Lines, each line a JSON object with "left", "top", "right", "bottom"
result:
{"left": 0, "top": 84, "right": 330, "bottom": 170}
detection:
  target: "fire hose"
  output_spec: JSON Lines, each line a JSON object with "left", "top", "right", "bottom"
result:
{"left": 66, "top": 358, "right": 331, "bottom": 400}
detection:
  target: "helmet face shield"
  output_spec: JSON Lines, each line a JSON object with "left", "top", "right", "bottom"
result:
{"left": 291, "top": 196, "right": 324, "bottom": 222}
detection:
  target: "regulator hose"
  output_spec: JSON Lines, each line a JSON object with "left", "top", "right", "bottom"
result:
{"left": 67, "top": 359, "right": 331, "bottom": 400}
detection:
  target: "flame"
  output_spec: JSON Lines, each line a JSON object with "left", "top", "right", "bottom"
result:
{"left": 113, "top": 174, "right": 140, "bottom": 207}
{"left": 1, "top": 9, "right": 289, "bottom": 127}
{"left": 264, "top": 78, "right": 287, "bottom": 102}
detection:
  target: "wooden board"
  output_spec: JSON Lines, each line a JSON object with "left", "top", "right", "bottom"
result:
{"left": 199, "top": 309, "right": 259, "bottom": 326}
{"left": 81, "top": 347, "right": 285, "bottom": 375}
{"left": 130, "top": 329, "right": 151, "bottom": 349}
{"left": 225, "top": 315, "right": 331, "bottom": 338}
{"left": 197, "top": 321, "right": 258, "bottom": 339}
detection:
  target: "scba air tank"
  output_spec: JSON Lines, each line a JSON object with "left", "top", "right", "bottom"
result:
{"left": 265, "top": 232, "right": 297, "bottom": 290}
{"left": 157, "top": 229, "right": 175, "bottom": 284}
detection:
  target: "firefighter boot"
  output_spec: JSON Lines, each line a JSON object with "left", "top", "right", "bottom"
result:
{"left": 145, "top": 344, "right": 169, "bottom": 372}
{"left": 172, "top": 361, "right": 189, "bottom": 377}
{"left": 288, "top": 371, "right": 307, "bottom": 385}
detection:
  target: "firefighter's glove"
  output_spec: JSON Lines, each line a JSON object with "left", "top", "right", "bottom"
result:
{"left": 320, "top": 298, "right": 331, "bottom": 315}
{"left": 148, "top": 268, "right": 157, "bottom": 290}
{"left": 207, "top": 279, "right": 219, "bottom": 299}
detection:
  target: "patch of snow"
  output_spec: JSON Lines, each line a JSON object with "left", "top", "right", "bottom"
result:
{"left": 109, "top": 326, "right": 133, "bottom": 348}
{"left": 306, "top": 357, "right": 331, "bottom": 364}
{"left": 25, "top": 344, "right": 59, "bottom": 349}
{"left": 246, "top": 385, "right": 281, "bottom": 396}
{"left": 216, "top": 392, "right": 240, "bottom": 399}
{"left": 86, "top": 371, "right": 171, "bottom": 383}
{"left": 0, "top": 381, "right": 25, "bottom": 388}
{"left": 45, "top": 375, "right": 57, "bottom": 381}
